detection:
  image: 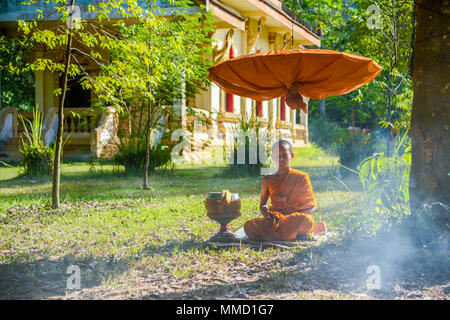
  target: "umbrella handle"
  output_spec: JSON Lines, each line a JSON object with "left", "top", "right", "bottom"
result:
{"left": 286, "top": 93, "right": 308, "bottom": 113}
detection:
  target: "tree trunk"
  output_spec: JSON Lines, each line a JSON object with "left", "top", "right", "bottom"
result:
{"left": 52, "top": 0, "right": 75, "bottom": 209}
{"left": 409, "top": 0, "right": 449, "bottom": 228}
{"left": 143, "top": 102, "right": 151, "bottom": 190}
{"left": 386, "top": 75, "right": 393, "bottom": 157}
{"left": 143, "top": 28, "right": 152, "bottom": 190}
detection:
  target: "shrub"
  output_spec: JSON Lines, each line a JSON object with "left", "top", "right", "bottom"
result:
{"left": 309, "top": 119, "right": 377, "bottom": 171}
{"left": 356, "top": 131, "right": 411, "bottom": 234}
{"left": 18, "top": 107, "right": 54, "bottom": 176}
{"left": 223, "top": 111, "right": 270, "bottom": 177}
{"left": 225, "top": 137, "right": 268, "bottom": 177}
{"left": 335, "top": 128, "right": 376, "bottom": 171}
{"left": 309, "top": 118, "right": 345, "bottom": 151}
{"left": 114, "top": 129, "right": 173, "bottom": 175}
{"left": 20, "top": 144, "right": 54, "bottom": 176}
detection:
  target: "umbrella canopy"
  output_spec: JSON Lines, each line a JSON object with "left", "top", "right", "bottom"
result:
{"left": 208, "top": 48, "right": 382, "bottom": 113}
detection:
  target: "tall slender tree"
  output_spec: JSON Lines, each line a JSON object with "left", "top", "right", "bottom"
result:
{"left": 52, "top": 0, "right": 75, "bottom": 209}
{"left": 18, "top": 0, "right": 141, "bottom": 208}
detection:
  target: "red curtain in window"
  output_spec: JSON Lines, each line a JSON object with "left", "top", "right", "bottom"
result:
{"left": 256, "top": 101, "right": 262, "bottom": 117}
{"left": 226, "top": 93, "right": 234, "bottom": 113}
{"left": 280, "top": 96, "right": 286, "bottom": 121}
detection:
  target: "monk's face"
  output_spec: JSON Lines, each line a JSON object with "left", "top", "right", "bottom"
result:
{"left": 272, "top": 145, "right": 293, "bottom": 169}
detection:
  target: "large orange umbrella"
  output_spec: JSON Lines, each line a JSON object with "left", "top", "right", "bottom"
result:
{"left": 208, "top": 48, "right": 382, "bottom": 113}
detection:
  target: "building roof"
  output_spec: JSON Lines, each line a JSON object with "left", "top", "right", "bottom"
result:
{"left": 213, "top": 0, "right": 320, "bottom": 46}
{"left": 0, "top": 0, "right": 320, "bottom": 46}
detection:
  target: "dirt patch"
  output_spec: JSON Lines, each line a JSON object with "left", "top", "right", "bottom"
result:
{"left": 54, "top": 236, "right": 449, "bottom": 300}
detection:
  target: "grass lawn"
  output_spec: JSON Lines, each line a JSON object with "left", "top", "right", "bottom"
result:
{"left": 0, "top": 147, "right": 447, "bottom": 300}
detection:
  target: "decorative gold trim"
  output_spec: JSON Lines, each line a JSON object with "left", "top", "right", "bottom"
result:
{"left": 213, "top": 29, "right": 235, "bottom": 64}
{"left": 275, "top": 119, "right": 292, "bottom": 129}
{"left": 246, "top": 17, "right": 266, "bottom": 53}
{"left": 269, "top": 31, "right": 292, "bottom": 50}
{"left": 218, "top": 112, "right": 241, "bottom": 123}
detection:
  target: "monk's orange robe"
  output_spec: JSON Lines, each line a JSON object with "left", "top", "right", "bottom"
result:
{"left": 244, "top": 168, "right": 318, "bottom": 241}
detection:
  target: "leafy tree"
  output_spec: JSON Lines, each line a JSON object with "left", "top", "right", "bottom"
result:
{"left": 16, "top": 0, "right": 141, "bottom": 208}
{"left": 284, "top": 0, "right": 414, "bottom": 157}
{"left": 92, "top": 0, "right": 215, "bottom": 189}
{"left": 349, "top": 0, "right": 414, "bottom": 155}
{"left": 0, "top": 36, "right": 35, "bottom": 111}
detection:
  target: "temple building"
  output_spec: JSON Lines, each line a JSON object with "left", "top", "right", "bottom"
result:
{"left": 0, "top": 0, "right": 320, "bottom": 162}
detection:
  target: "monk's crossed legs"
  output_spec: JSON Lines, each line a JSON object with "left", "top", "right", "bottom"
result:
{"left": 244, "top": 212, "right": 314, "bottom": 241}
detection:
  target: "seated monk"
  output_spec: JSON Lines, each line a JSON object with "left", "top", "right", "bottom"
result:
{"left": 244, "top": 140, "right": 327, "bottom": 241}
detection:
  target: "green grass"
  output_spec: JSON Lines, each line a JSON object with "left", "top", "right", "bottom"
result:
{"left": 0, "top": 146, "right": 365, "bottom": 299}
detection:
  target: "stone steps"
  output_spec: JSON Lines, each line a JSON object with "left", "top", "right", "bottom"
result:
{"left": 65, "top": 138, "right": 91, "bottom": 145}
{"left": 0, "top": 150, "right": 22, "bottom": 163}
{"left": 0, "top": 149, "right": 94, "bottom": 162}
{"left": 0, "top": 137, "right": 94, "bottom": 162}
{"left": 0, "top": 143, "right": 21, "bottom": 151}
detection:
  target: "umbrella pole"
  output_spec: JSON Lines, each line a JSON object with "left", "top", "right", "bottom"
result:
{"left": 291, "top": 6, "right": 294, "bottom": 49}
{"left": 280, "top": 3, "right": 295, "bottom": 50}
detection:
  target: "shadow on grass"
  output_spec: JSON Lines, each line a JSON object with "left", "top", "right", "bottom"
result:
{"left": 0, "top": 238, "right": 205, "bottom": 299}
{"left": 139, "top": 235, "right": 449, "bottom": 300}
{"left": 2, "top": 232, "right": 447, "bottom": 300}
{"left": 0, "top": 254, "right": 127, "bottom": 299}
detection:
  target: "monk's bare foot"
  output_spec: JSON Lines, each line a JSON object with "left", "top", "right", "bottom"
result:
{"left": 313, "top": 221, "right": 327, "bottom": 236}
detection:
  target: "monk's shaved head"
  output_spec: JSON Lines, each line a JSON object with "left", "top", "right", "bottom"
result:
{"left": 272, "top": 140, "right": 293, "bottom": 154}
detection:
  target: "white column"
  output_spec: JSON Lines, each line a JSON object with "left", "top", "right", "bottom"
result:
{"left": 173, "top": 79, "right": 186, "bottom": 129}
{"left": 263, "top": 101, "right": 268, "bottom": 120}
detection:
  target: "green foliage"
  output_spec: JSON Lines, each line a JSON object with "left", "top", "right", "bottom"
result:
{"left": 18, "top": 107, "right": 71, "bottom": 176}
{"left": 347, "top": 0, "right": 414, "bottom": 145}
{"left": 379, "top": 81, "right": 413, "bottom": 133}
{"left": 18, "top": 107, "right": 53, "bottom": 176}
{"left": 348, "top": 0, "right": 414, "bottom": 75}
{"left": 12, "top": 0, "right": 214, "bottom": 190}
{"left": 114, "top": 128, "right": 173, "bottom": 175}
{"left": 286, "top": 0, "right": 414, "bottom": 151}
{"left": 284, "top": 0, "right": 348, "bottom": 50}
{"left": 93, "top": 1, "right": 215, "bottom": 115}
{"left": 309, "top": 118, "right": 345, "bottom": 151}
{"left": 91, "top": 1, "right": 215, "bottom": 183}
{"left": 224, "top": 109, "right": 270, "bottom": 177}
{"left": 14, "top": 0, "right": 145, "bottom": 206}
{"left": 293, "top": 143, "right": 325, "bottom": 160}
{"left": 0, "top": 36, "right": 35, "bottom": 111}
{"left": 309, "top": 118, "right": 376, "bottom": 170}
{"left": 335, "top": 128, "right": 376, "bottom": 170}
{"left": 356, "top": 131, "right": 411, "bottom": 233}
{"left": 15, "top": 0, "right": 143, "bottom": 97}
